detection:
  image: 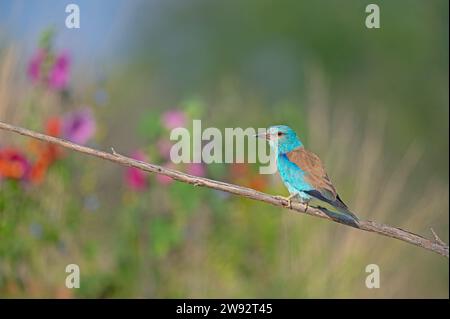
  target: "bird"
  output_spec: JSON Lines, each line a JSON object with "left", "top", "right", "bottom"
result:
{"left": 256, "top": 125, "right": 358, "bottom": 221}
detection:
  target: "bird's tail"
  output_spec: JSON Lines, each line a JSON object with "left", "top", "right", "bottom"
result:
{"left": 333, "top": 194, "right": 359, "bottom": 221}
{"left": 338, "top": 207, "right": 359, "bottom": 222}
{"left": 304, "top": 190, "right": 360, "bottom": 222}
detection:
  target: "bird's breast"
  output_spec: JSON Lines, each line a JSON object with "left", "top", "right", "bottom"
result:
{"left": 277, "top": 154, "right": 311, "bottom": 191}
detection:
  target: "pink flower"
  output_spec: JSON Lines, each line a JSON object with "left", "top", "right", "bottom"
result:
{"left": 156, "top": 138, "right": 173, "bottom": 159}
{"left": 162, "top": 110, "right": 186, "bottom": 130}
{"left": 125, "top": 151, "right": 149, "bottom": 191}
{"left": 49, "top": 52, "right": 70, "bottom": 90}
{"left": 156, "top": 162, "right": 176, "bottom": 186}
{"left": 63, "top": 108, "right": 96, "bottom": 145}
{"left": 27, "top": 49, "right": 46, "bottom": 83}
{"left": 186, "top": 163, "right": 206, "bottom": 177}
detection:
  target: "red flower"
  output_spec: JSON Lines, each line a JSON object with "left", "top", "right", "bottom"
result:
{"left": 45, "top": 116, "right": 62, "bottom": 137}
{"left": 26, "top": 118, "right": 64, "bottom": 184}
{"left": 248, "top": 175, "right": 268, "bottom": 191}
{"left": 29, "top": 158, "right": 50, "bottom": 184}
{"left": 0, "top": 148, "right": 31, "bottom": 180}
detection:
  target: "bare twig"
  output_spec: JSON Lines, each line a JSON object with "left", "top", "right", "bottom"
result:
{"left": 431, "top": 228, "right": 447, "bottom": 246}
{"left": 0, "top": 120, "right": 448, "bottom": 258}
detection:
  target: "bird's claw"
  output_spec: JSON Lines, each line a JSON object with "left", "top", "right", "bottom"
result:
{"left": 275, "top": 195, "right": 293, "bottom": 209}
{"left": 286, "top": 194, "right": 299, "bottom": 209}
{"left": 286, "top": 198, "right": 292, "bottom": 209}
{"left": 274, "top": 195, "right": 311, "bottom": 211}
{"left": 303, "top": 202, "right": 309, "bottom": 212}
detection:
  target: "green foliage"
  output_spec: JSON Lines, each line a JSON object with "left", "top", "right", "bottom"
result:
{"left": 138, "top": 110, "right": 162, "bottom": 141}
{"left": 149, "top": 216, "right": 182, "bottom": 259}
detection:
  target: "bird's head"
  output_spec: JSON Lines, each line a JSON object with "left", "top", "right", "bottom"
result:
{"left": 256, "top": 125, "right": 303, "bottom": 154}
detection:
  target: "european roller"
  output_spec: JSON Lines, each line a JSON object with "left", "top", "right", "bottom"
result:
{"left": 257, "top": 125, "right": 358, "bottom": 221}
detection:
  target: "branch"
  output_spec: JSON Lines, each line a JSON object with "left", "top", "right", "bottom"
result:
{"left": 0, "top": 120, "right": 448, "bottom": 258}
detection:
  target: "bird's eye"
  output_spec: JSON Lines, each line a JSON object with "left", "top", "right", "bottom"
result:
{"left": 277, "top": 132, "right": 284, "bottom": 137}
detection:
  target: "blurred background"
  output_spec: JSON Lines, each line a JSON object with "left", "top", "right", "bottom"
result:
{"left": 0, "top": 0, "right": 448, "bottom": 298}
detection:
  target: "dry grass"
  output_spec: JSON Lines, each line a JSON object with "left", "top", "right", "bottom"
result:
{"left": 0, "top": 47, "right": 61, "bottom": 143}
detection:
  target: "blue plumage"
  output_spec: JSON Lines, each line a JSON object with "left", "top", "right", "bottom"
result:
{"left": 277, "top": 153, "right": 313, "bottom": 202}
{"left": 257, "top": 125, "right": 358, "bottom": 220}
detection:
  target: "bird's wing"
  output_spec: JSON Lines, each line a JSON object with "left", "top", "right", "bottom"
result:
{"left": 286, "top": 147, "right": 339, "bottom": 203}
{"left": 286, "top": 147, "right": 355, "bottom": 219}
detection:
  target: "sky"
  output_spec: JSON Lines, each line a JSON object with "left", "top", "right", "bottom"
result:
{"left": 0, "top": 0, "right": 135, "bottom": 66}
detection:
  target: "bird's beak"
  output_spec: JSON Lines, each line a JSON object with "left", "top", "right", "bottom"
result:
{"left": 254, "top": 132, "right": 270, "bottom": 140}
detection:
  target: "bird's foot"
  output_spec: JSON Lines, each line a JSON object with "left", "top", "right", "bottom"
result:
{"left": 287, "top": 198, "right": 292, "bottom": 209}
{"left": 303, "top": 202, "right": 309, "bottom": 212}
{"left": 275, "top": 194, "right": 296, "bottom": 209}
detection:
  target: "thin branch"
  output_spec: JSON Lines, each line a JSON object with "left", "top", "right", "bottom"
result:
{"left": 431, "top": 228, "right": 446, "bottom": 247}
{"left": 0, "top": 120, "right": 448, "bottom": 258}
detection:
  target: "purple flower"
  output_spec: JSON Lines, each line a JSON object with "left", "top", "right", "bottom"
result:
{"left": 186, "top": 163, "right": 206, "bottom": 177}
{"left": 162, "top": 110, "right": 186, "bottom": 130}
{"left": 27, "top": 49, "right": 46, "bottom": 83}
{"left": 63, "top": 108, "right": 96, "bottom": 145}
{"left": 49, "top": 52, "right": 70, "bottom": 90}
{"left": 125, "top": 151, "right": 149, "bottom": 191}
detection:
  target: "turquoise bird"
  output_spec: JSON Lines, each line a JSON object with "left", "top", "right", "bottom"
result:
{"left": 257, "top": 125, "right": 358, "bottom": 221}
